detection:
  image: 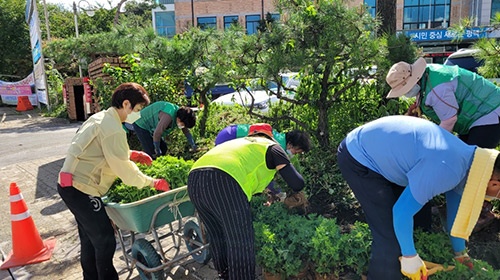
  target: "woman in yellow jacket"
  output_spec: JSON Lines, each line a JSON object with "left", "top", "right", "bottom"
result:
{"left": 57, "top": 83, "right": 169, "bottom": 280}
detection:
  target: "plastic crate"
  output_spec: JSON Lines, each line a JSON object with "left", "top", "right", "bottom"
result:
{"left": 104, "top": 186, "right": 195, "bottom": 233}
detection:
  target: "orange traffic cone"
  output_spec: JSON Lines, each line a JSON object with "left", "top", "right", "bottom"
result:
{"left": 0, "top": 183, "right": 56, "bottom": 270}
{"left": 15, "top": 96, "right": 34, "bottom": 112}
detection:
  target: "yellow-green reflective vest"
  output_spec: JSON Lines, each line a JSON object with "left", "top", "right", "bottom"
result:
{"left": 191, "top": 137, "right": 277, "bottom": 201}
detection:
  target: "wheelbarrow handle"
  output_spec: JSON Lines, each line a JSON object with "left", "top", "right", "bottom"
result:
{"left": 423, "top": 261, "right": 455, "bottom": 275}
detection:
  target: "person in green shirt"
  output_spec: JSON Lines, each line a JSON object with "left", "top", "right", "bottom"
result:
{"left": 132, "top": 101, "right": 197, "bottom": 158}
{"left": 188, "top": 123, "right": 305, "bottom": 280}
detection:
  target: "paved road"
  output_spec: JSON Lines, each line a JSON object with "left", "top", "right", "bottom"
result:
{"left": 0, "top": 106, "right": 219, "bottom": 280}
{"left": 0, "top": 109, "right": 79, "bottom": 168}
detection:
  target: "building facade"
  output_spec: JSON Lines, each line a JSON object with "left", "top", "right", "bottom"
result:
{"left": 153, "top": 0, "right": 499, "bottom": 63}
{"left": 351, "top": 0, "right": 500, "bottom": 63}
{"left": 152, "top": 0, "right": 279, "bottom": 37}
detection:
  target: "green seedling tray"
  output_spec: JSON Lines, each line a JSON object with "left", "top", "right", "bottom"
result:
{"left": 104, "top": 186, "right": 195, "bottom": 233}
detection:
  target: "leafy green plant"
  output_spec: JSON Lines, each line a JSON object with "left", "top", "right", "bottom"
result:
{"left": 310, "top": 217, "right": 342, "bottom": 277}
{"left": 431, "top": 259, "right": 500, "bottom": 280}
{"left": 105, "top": 155, "right": 193, "bottom": 203}
{"left": 339, "top": 221, "right": 372, "bottom": 276}
{"left": 252, "top": 197, "right": 317, "bottom": 277}
{"left": 105, "top": 183, "right": 160, "bottom": 204}
{"left": 414, "top": 229, "right": 455, "bottom": 265}
{"left": 140, "top": 155, "right": 194, "bottom": 189}
{"left": 254, "top": 221, "right": 285, "bottom": 276}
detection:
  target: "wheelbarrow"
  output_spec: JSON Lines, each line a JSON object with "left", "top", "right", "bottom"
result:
{"left": 104, "top": 186, "right": 210, "bottom": 280}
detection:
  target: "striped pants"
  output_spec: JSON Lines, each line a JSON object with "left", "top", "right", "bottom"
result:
{"left": 188, "top": 168, "right": 255, "bottom": 280}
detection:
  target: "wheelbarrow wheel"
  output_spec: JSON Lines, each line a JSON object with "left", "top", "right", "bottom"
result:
{"left": 183, "top": 220, "right": 211, "bottom": 264}
{"left": 131, "top": 238, "right": 165, "bottom": 280}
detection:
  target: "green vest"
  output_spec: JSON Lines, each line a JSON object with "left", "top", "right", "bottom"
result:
{"left": 235, "top": 124, "right": 287, "bottom": 150}
{"left": 191, "top": 137, "right": 277, "bottom": 201}
{"left": 135, "top": 101, "right": 179, "bottom": 137}
{"left": 420, "top": 64, "right": 500, "bottom": 135}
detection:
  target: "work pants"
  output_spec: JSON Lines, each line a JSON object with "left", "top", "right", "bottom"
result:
{"left": 132, "top": 123, "right": 167, "bottom": 158}
{"left": 188, "top": 168, "right": 255, "bottom": 280}
{"left": 459, "top": 121, "right": 500, "bottom": 149}
{"left": 57, "top": 184, "right": 118, "bottom": 280}
{"left": 337, "top": 140, "right": 403, "bottom": 280}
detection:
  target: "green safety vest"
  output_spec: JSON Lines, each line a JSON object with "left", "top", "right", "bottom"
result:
{"left": 191, "top": 137, "right": 277, "bottom": 201}
{"left": 135, "top": 101, "right": 179, "bottom": 137}
{"left": 235, "top": 124, "right": 287, "bottom": 150}
{"left": 420, "top": 64, "right": 500, "bottom": 135}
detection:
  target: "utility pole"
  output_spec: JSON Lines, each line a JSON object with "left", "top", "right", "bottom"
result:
{"left": 41, "top": 0, "right": 50, "bottom": 41}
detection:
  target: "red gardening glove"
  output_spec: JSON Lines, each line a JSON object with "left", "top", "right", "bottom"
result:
{"left": 153, "top": 179, "right": 170, "bottom": 192}
{"left": 130, "top": 150, "right": 153, "bottom": 166}
{"left": 454, "top": 252, "right": 474, "bottom": 269}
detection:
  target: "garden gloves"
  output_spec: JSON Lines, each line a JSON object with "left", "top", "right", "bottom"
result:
{"left": 284, "top": 191, "right": 309, "bottom": 213}
{"left": 405, "top": 102, "right": 422, "bottom": 118}
{"left": 400, "top": 254, "right": 428, "bottom": 280}
{"left": 130, "top": 150, "right": 153, "bottom": 166}
{"left": 153, "top": 141, "right": 162, "bottom": 157}
{"left": 153, "top": 179, "right": 170, "bottom": 192}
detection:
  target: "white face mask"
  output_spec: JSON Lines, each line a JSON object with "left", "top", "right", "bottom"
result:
{"left": 125, "top": 111, "right": 141, "bottom": 124}
{"left": 405, "top": 84, "right": 420, "bottom": 98}
{"left": 177, "top": 121, "right": 185, "bottom": 129}
{"left": 286, "top": 149, "right": 294, "bottom": 158}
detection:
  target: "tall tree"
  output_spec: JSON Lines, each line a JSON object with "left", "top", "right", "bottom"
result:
{"left": 376, "top": 0, "right": 396, "bottom": 35}
{"left": 233, "top": 0, "right": 385, "bottom": 148}
{"left": 0, "top": 0, "right": 33, "bottom": 81}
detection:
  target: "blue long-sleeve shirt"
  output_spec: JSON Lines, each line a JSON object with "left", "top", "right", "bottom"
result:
{"left": 345, "top": 115, "right": 475, "bottom": 255}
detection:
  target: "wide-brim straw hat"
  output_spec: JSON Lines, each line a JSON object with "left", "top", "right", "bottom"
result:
{"left": 386, "top": 57, "right": 427, "bottom": 98}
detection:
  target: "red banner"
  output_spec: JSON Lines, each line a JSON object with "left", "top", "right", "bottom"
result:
{"left": 83, "top": 77, "right": 92, "bottom": 103}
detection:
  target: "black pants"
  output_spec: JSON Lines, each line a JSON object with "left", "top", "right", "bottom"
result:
{"left": 132, "top": 123, "right": 167, "bottom": 158}
{"left": 337, "top": 140, "right": 403, "bottom": 280}
{"left": 188, "top": 169, "right": 255, "bottom": 280}
{"left": 57, "top": 184, "right": 118, "bottom": 280}
{"left": 459, "top": 121, "right": 500, "bottom": 149}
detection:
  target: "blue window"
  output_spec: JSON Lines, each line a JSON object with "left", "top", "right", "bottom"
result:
{"left": 155, "top": 11, "right": 176, "bottom": 37}
{"left": 156, "top": 0, "right": 174, "bottom": 4}
{"left": 198, "top": 17, "right": 217, "bottom": 30}
{"left": 270, "top": 13, "right": 280, "bottom": 22}
{"left": 364, "top": 0, "right": 376, "bottom": 17}
{"left": 403, "top": 0, "right": 450, "bottom": 30}
{"left": 493, "top": 0, "right": 500, "bottom": 19}
{"left": 246, "top": 15, "right": 261, "bottom": 35}
{"left": 224, "top": 16, "right": 239, "bottom": 30}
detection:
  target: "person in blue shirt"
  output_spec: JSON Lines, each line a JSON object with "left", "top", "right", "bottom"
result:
{"left": 337, "top": 115, "right": 500, "bottom": 280}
